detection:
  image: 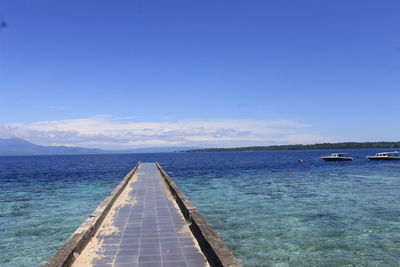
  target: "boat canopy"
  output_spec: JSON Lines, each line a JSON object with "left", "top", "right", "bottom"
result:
{"left": 332, "top": 153, "right": 349, "bottom": 156}
{"left": 376, "top": 151, "right": 399, "bottom": 156}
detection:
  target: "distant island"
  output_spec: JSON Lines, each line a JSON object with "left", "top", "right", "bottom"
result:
{"left": 0, "top": 138, "right": 199, "bottom": 156}
{"left": 180, "top": 142, "right": 400, "bottom": 152}
{"left": 0, "top": 138, "right": 105, "bottom": 156}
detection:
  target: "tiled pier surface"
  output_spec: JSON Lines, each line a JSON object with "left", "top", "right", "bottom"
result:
{"left": 74, "top": 163, "right": 208, "bottom": 267}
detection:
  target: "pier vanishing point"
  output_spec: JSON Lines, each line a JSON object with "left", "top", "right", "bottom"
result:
{"left": 45, "top": 162, "right": 240, "bottom": 267}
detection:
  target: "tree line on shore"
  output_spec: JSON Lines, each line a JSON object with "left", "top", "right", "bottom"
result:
{"left": 181, "top": 142, "right": 400, "bottom": 152}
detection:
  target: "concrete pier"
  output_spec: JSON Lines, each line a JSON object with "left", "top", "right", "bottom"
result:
{"left": 45, "top": 162, "right": 240, "bottom": 267}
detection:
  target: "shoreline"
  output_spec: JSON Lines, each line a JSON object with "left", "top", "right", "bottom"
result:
{"left": 180, "top": 142, "right": 400, "bottom": 152}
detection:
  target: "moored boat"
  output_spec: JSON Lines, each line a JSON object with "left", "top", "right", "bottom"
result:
{"left": 367, "top": 151, "right": 400, "bottom": 160}
{"left": 321, "top": 153, "right": 353, "bottom": 161}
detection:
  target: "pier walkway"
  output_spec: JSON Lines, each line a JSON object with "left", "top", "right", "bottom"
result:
{"left": 73, "top": 163, "right": 208, "bottom": 267}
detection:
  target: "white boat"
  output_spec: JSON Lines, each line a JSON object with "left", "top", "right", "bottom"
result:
{"left": 367, "top": 151, "right": 400, "bottom": 160}
{"left": 320, "top": 153, "right": 353, "bottom": 161}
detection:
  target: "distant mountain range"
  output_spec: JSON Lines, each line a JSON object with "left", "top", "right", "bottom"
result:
{"left": 0, "top": 138, "right": 199, "bottom": 156}
{"left": 0, "top": 138, "right": 104, "bottom": 156}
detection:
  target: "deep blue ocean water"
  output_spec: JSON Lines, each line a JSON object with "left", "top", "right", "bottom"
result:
{"left": 1, "top": 149, "right": 400, "bottom": 266}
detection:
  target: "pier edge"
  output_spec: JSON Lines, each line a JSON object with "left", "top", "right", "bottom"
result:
{"left": 44, "top": 162, "right": 140, "bottom": 267}
{"left": 156, "top": 162, "right": 241, "bottom": 267}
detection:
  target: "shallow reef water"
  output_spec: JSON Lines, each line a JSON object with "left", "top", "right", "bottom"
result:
{"left": 1, "top": 149, "right": 400, "bottom": 266}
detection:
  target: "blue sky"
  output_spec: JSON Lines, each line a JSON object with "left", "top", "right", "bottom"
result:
{"left": 0, "top": 0, "right": 399, "bottom": 148}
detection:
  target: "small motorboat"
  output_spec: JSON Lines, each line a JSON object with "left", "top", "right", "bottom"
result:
{"left": 320, "top": 153, "right": 353, "bottom": 161}
{"left": 367, "top": 151, "right": 400, "bottom": 160}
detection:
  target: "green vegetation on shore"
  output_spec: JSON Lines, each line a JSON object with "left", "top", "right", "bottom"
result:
{"left": 181, "top": 142, "right": 400, "bottom": 152}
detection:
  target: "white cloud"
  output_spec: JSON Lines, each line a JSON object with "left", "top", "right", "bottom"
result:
{"left": 0, "top": 116, "right": 331, "bottom": 149}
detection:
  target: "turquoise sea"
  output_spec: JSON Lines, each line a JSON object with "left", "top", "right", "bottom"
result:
{"left": 1, "top": 149, "right": 400, "bottom": 266}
